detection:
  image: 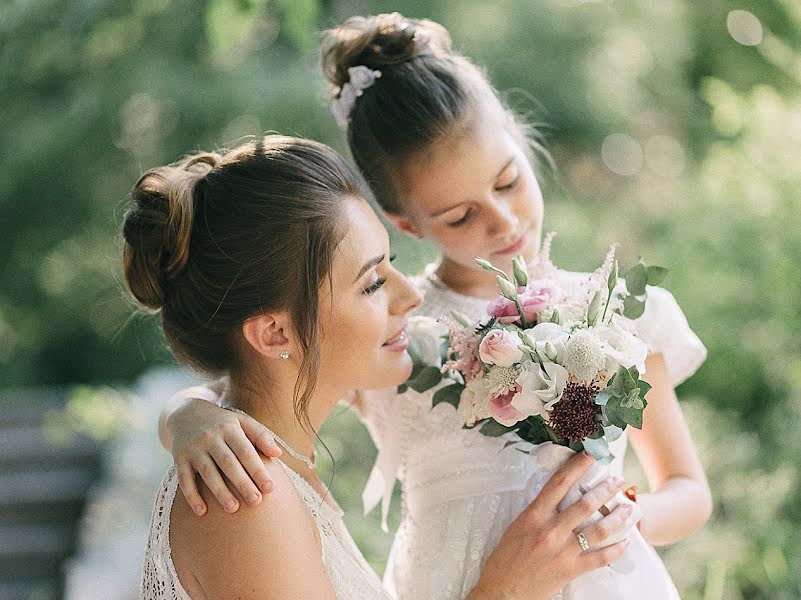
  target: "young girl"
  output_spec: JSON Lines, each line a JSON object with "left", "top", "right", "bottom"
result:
{"left": 161, "top": 14, "right": 711, "bottom": 599}
{"left": 131, "top": 135, "right": 630, "bottom": 599}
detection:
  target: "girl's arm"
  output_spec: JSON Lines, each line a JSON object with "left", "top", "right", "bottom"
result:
{"left": 158, "top": 377, "right": 282, "bottom": 516}
{"left": 627, "top": 353, "right": 713, "bottom": 546}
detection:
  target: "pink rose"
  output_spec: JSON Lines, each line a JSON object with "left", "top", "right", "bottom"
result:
{"left": 478, "top": 329, "right": 524, "bottom": 367}
{"left": 490, "top": 387, "right": 524, "bottom": 426}
{"left": 487, "top": 280, "right": 558, "bottom": 325}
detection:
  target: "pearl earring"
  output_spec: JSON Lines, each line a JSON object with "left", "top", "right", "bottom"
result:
{"left": 279, "top": 350, "right": 289, "bottom": 360}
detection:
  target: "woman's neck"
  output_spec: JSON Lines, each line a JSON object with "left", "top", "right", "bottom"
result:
{"left": 435, "top": 256, "right": 503, "bottom": 300}
{"left": 226, "top": 375, "right": 332, "bottom": 469}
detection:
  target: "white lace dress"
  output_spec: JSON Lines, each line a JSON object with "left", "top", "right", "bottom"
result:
{"left": 140, "top": 460, "right": 391, "bottom": 599}
{"left": 359, "top": 265, "right": 707, "bottom": 600}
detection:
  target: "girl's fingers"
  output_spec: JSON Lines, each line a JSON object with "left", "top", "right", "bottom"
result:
{"left": 208, "top": 442, "right": 262, "bottom": 507}
{"left": 528, "top": 452, "right": 596, "bottom": 514}
{"left": 176, "top": 461, "right": 206, "bottom": 516}
{"left": 560, "top": 476, "right": 624, "bottom": 531}
{"left": 193, "top": 454, "right": 240, "bottom": 513}
{"left": 240, "top": 417, "right": 282, "bottom": 459}
{"left": 573, "top": 503, "right": 633, "bottom": 549}
{"left": 227, "top": 433, "right": 275, "bottom": 495}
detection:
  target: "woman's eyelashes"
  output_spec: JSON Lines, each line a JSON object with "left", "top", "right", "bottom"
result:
{"left": 496, "top": 174, "right": 519, "bottom": 191}
{"left": 363, "top": 276, "right": 388, "bottom": 295}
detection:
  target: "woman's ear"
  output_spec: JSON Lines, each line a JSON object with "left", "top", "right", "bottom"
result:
{"left": 385, "top": 211, "right": 423, "bottom": 239}
{"left": 241, "top": 314, "right": 291, "bottom": 360}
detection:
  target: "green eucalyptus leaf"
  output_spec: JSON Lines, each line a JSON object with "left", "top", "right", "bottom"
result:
{"left": 638, "top": 379, "right": 653, "bottom": 398}
{"left": 432, "top": 383, "right": 464, "bottom": 409}
{"left": 595, "top": 389, "right": 611, "bottom": 406}
{"left": 603, "top": 424, "right": 625, "bottom": 443}
{"left": 408, "top": 366, "right": 442, "bottom": 393}
{"left": 480, "top": 420, "right": 518, "bottom": 437}
{"left": 646, "top": 265, "right": 668, "bottom": 286}
{"left": 625, "top": 263, "right": 648, "bottom": 296}
{"left": 582, "top": 435, "right": 610, "bottom": 460}
{"left": 623, "top": 295, "right": 646, "bottom": 319}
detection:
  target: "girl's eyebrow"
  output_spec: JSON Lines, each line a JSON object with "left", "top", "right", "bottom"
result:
{"left": 426, "top": 156, "right": 516, "bottom": 219}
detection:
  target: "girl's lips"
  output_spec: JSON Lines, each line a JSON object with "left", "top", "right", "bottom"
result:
{"left": 494, "top": 232, "right": 528, "bottom": 256}
{"left": 383, "top": 328, "right": 409, "bottom": 351}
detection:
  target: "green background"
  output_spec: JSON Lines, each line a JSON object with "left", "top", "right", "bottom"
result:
{"left": 2, "top": 0, "right": 800, "bottom": 597}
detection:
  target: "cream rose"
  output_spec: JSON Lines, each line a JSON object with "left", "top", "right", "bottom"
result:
{"left": 478, "top": 329, "right": 524, "bottom": 367}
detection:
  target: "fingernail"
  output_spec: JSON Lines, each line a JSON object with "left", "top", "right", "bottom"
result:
{"left": 193, "top": 505, "right": 205, "bottom": 516}
{"left": 248, "top": 493, "right": 261, "bottom": 505}
{"left": 270, "top": 442, "right": 282, "bottom": 454}
{"left": 262, "top": 481, "right": 273, "bottom": 493}
{"left": 225, "top": 500, "right": 237, "bottom": 512}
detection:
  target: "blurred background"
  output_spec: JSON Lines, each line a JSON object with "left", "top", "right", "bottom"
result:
{"left": 1, "top": 0, "right": 800, "bottom": 598}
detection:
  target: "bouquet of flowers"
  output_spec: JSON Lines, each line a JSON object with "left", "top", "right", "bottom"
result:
{"left": 402, "top": 233, "right": 667, "bottom": 461}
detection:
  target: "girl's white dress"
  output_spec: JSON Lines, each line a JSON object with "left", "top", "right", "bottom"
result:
{"left": 358, "top": 266, "right": 706, "bottom": 600}
{"left": 139, "top": 460, "right": 391, "bottom": 599}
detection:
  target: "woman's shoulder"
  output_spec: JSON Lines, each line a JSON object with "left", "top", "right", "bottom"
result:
{"left": 170, "top": 458, "right": 335, "bottom": 598}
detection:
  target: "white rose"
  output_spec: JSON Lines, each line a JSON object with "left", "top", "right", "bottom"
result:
{"left": 406, "top": 316, "right": 449, "bottom": 367}
{"left": 592, "top": 322, "right": 649, "bottom": 375}
{"left": 512, "top": 361, "right": 569, "bottom": 418}
{"left": 523, "top": 322, "right": 569, "bottom": 363}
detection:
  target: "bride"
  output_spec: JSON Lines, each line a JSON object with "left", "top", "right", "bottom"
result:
{"left": 126, "top": 135, "right": 631, "bottom": 599}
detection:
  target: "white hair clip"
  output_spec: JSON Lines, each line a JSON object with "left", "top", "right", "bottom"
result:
{"left": 331, "top": 65, "right": 382, "bottom": 129}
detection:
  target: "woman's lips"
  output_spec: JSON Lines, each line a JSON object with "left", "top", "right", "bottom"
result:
{"left": 494, "top": 232, "right": 528, "bottom": 256}
{"left": 383, "top": 327, "right": 409, "bottom": 351}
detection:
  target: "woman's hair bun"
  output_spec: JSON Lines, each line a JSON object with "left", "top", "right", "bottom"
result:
{"left": 122, "top": 152, "right": 221, "bottom": 310}
{"left": 321, "top": 12, "right": 452, "bottom": 95}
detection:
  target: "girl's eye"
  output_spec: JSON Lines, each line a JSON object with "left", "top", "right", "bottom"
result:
{"left": 446, "top": 208, "right": 473, "bottom": 228}
{"left": 389, "top": 253, "right": 397, "bottom": 263}
{"left": 496, "top": 174, "right": 520, "bottom": 191}
{"left": 363, "top": 277, "right": 387, "bottom": 295}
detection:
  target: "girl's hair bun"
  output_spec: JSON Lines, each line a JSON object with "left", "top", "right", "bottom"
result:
{"left": 122, "top": 152, "right": 221, "bottom": 310}
{"left": 321, "top": 12, "right": 452, "bottom": 96}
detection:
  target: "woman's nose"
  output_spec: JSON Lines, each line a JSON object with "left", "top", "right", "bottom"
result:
{"left": 391, "top": 271, "right": 423, "bottom": 315}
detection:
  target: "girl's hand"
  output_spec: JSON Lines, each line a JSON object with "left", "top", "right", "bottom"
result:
{"left": 467, "top": 452, "right": 632, "bottom": 600}
{"left": 166, "top": 397, "right": 282, "bottom": 516}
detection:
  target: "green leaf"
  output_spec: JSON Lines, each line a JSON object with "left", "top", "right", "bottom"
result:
{"left": 603, "top": 424, "right": 624, "bottom": 443}
{"left": 625, "top": 262, "right": 648, "bottom": 296}
{"left": 407, "top": 366, "right": 442, "bottom": 393}
{"left": 623, "top": 295, "right": 646, "bottom": 319}
{"left": 480, "top": 420, "right": 518, "bottom": 437}
{"left": 638, "top": 379, "right": 653, "bottom": 398}
{"left": 582, "top": 435, "right": 610, "bottom": 460}
{"left": 550, "top": 308, "right": 561, "bottom": 324}
{"left": 450, "top": 310, "right": 471, "bottom": 327}
{"left": 397, "top": 383, "right": 408, "bottom": 393}
{"left": 595, "top": 389, "right": 611, "bottom": 406}
{"left": 646, "top": 265, "right": 668, "bottom": 286}
{"left": 620, "top": 388, "right": 641, "bottom": 408}
{"left": 432, "top": 384, "right": 464, "bottom": 409}
{"left": 274, "top": 0, "right": 320, "bottom": 50}
{"left": 601, "top": 393, "right": 645, "bottom": 430}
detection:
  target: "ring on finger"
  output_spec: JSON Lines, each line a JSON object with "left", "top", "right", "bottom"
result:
{"left": 576, "top": 531, "right": 590, "bottom": 552}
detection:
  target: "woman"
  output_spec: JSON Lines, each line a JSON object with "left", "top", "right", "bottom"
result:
{"left": 127, "top": 135, "right": 630, "bottom": 599}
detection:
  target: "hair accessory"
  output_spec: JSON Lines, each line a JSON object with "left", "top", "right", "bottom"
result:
{"left": 576, "top": 531, "right": 590, "bottom": 552}
{"left": 331, "top": 65, "right": 382, "bottom": 129}
{"left": 279, "top": 350, "right": 290, "bottom": 360}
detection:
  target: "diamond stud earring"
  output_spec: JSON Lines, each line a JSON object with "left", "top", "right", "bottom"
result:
{"left": 279, "top": 350, "right": 290, "bottom": 360}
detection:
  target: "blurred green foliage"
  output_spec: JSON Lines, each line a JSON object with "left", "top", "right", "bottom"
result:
{"left": 2, "top": 0, "right": 800, "bottom": 597}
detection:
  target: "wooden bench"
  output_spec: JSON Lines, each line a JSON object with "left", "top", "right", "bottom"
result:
{"left": 0, "top": 389, "right": 103, "bottom": 600}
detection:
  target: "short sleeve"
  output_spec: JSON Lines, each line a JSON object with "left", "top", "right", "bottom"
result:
{"left": 635, "top": 286, "right": 707, "bottom": 387}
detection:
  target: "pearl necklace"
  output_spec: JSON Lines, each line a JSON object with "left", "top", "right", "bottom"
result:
{"left": 221, "top": 405, "right": 317, "bottom": 470}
